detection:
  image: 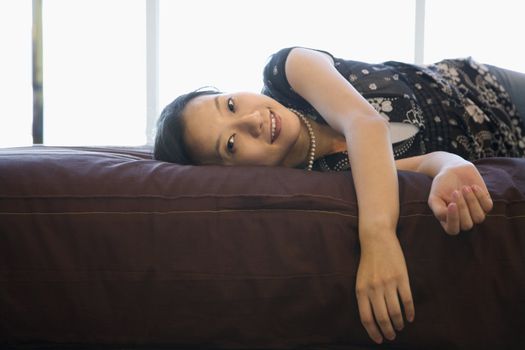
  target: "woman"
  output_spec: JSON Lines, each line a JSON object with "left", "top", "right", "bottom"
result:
{"left": 154, "top": 47, "right": 525, "bottom": 344}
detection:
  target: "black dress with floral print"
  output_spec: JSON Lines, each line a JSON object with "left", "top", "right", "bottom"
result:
{"left": 261, "top": 47, "right": 525, "bottom": 172}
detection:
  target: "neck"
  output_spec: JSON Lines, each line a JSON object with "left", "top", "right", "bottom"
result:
{"left": 298, "top": 115, "right": 346, "bottom": 161}
{"left": 283, "top": 109, "right": 346, "bottom": 169}
{"left": 289, "top": 109, "right": 317, "bottom": 170}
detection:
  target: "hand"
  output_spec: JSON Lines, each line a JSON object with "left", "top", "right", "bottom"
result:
{"left": 356, "top": 233, "right": 415, "bottom": 344}
{"left": 428, "top": 162, "right": 493, "bottom": 235}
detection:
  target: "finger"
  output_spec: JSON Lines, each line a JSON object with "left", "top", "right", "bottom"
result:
{"left": 473, "top": 185, "right": 494, "bottom": 213}
{"left": 385, "top": 287, "right": 404, "bottom": 331}
{"left": 398, "top": 277, "right": 415, "bottom": 323}
{"left": 428, "top": 195, "right": 448, "bottom": 222}
{"left": 357, "top": 295, "right": 383, "bottom": 344}
{"left": 454, "top": 189, "right": 474, "bottom": 231}
{"left": 462, "top": 186, "right": 486, "bottom": 224}
{"left": 370, "top": 293, "right": 396, "bottom": 341}
{"left": 443, "top": 201, "right": 460, "bottom": 235}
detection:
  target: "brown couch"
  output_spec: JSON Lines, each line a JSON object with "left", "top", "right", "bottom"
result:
{"left": 1, "top": 146, "right": 524, "bottom": 350}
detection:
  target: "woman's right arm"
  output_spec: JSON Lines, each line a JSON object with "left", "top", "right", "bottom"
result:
{"left": 285, "top": 47, "right": 412, "bottom": 344}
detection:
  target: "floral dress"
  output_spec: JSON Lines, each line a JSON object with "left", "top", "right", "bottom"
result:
{"left": 261, "top": 47, "right": 525, "bottom": 172}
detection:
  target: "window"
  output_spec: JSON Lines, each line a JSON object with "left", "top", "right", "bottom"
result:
{"left": 42, "top": 0, "right": 147, "bottom": 146}
{"left": 0, "top": 0, "right": 32, "bottom": 147}
{"left": 424, "top": 0, "right": 525, "bottom": 72}
{"left": 159, "top": 0, "right": 416, "bottom": 109}
{"left": 2, "top": 1, "right": 523, "bottom": 147}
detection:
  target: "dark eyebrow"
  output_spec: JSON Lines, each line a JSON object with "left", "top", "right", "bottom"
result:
{"left": 214, "top": 95, "right": 223, "bottom": 161}
{"left": 214, "top": 95, "right": 222, "bottom": 116}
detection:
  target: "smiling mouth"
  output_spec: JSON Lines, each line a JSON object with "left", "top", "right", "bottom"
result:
{"left": 270, "top": 111, "right": 281, "bottom": 143}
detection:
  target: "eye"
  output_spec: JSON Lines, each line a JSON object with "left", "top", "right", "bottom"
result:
{"left": 227, "top": 97, "right": 235, "bottom": 112}
{"left": 226, "top": 133, "right": 236, "bottom": 153}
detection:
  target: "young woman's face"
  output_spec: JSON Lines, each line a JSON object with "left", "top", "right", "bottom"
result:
{"left": 182, "top": 92, "right": 309, "bottom": 167}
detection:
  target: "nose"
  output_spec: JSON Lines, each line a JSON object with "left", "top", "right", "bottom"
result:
{"left": 236, "top": 110, "right": 263, "bottom": 138}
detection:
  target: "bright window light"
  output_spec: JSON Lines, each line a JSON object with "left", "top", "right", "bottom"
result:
{"left": 6, "top": 1, "right": 522, "bottom": 148}
{"left": 425, "top": 0, "right": 525, "bottom": 72}
{"left": 0, "top": 0, "right": 32, "bottom": 148}
{"left": 159, "top": 0, "right": 416, "bottom": 109}
{"left": 42, "top": 0, "right": 147, "bottom": 146}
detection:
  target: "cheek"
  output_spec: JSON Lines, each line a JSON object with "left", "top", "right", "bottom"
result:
{"left": 236, "top": 142, "right": 280, "bottom": 166}
{"left": 244, "top": 144, "right": 269, "bottom": 161}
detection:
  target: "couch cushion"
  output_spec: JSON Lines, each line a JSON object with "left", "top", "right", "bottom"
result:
{"left": 0, "top": 146, "right": 524, "bottom": 349}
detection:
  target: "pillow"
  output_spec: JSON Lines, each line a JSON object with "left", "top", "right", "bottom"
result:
{"left": 1, "top": 146, "right": 524, "bottom": 349}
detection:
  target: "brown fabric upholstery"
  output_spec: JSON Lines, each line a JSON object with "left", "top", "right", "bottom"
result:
{"left": 1, "top": 146, "right": 524, "bottom": 349}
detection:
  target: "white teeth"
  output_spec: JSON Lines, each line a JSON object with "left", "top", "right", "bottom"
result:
{"left": 271, "top": 113, "right": 276, "bottom": 141}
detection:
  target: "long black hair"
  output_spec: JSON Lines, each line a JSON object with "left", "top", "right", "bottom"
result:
{"left": 153, "top": 87, "right": 221, "bottom": 164}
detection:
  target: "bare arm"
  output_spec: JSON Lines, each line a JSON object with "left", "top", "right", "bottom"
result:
{"left": 285, "top": 48, "right": 412, "bottom": 344}
{"left": 286, "top": 48, "right": 398, "bottom": 239}
{"left": 395, "top": 150, "right": 469, "bottom": 175}
{"left": 396, "top": 151, "right": 494, "bottom": 234}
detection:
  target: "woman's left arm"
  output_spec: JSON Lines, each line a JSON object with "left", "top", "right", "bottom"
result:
{"left": 396, "top": 151, "right": 494, "bottom": 235}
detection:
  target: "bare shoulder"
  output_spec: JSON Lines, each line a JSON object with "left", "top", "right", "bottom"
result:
{"left": 284, "top": 47, "right": 380, "bottom": 134}
{"left": 285, "top": 48, "right": 334, "bottom": 81}
{"left": 284, "top": 47, "right": 340, "bottom": 99}
{"left": 287, "top": 47, "right": 334, "bottom": 65}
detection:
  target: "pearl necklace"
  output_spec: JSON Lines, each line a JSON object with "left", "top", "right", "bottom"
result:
{"left": 289, "top": 108, "right": 316, "bottom": 171}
